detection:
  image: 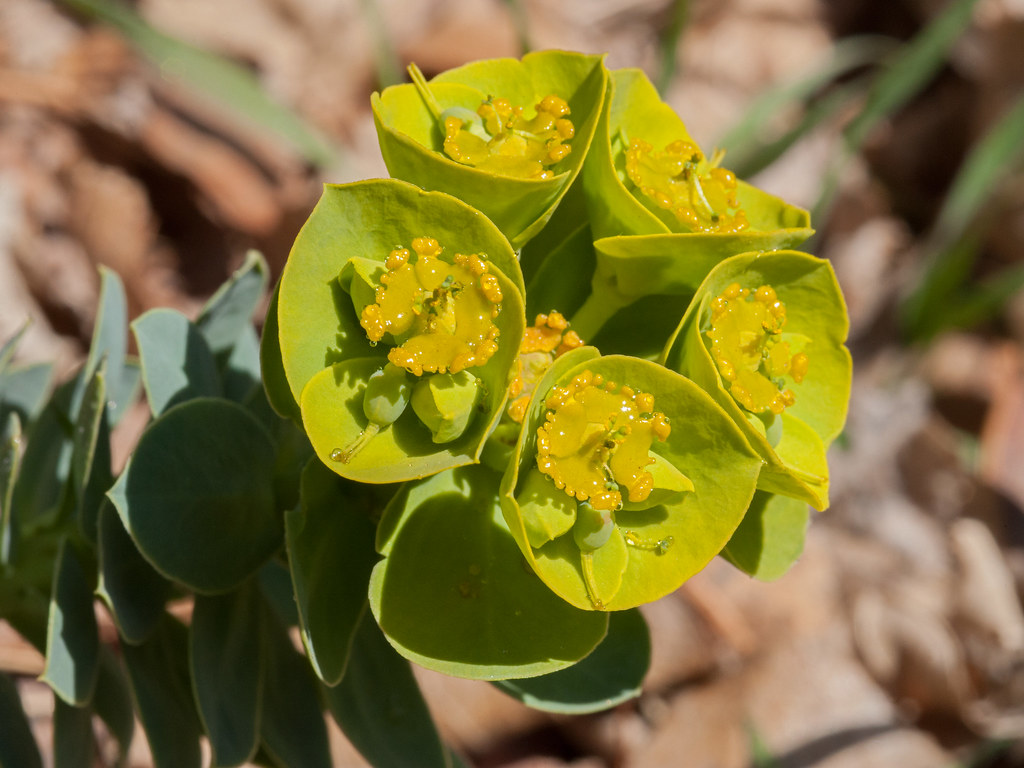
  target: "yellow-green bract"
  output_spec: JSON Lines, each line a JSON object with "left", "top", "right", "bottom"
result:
{"left": 571, "top": 68, "right": 816, "bottom": 339}
{"left": 275, "top": 179, "right": 526, "bottom": 484}
{"left": 372, "top": 51, "right": 607, "bottom": 250}
{"left": 499, "top": 348, "right": 762, "bottom": 611}
{"left": 662, "top": 250, "right": 852, "bottom": 510}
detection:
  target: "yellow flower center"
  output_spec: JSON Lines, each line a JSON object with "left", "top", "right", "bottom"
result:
{"left": 359, "top": 236, "right": 503, "bottom": 376}
{"left": 705, "top": 283, "right": 809, "bottom": 415}
{"left": 625, "top": 138, "right": 748, "bottom": 233}
{"left": 535, "top": 370, "right": 671, "bottom": 512}
{"left": 507, "top": 311, "right": 584, "bottom": 423}
{"left": 443, "top": 94, "right": 574, "bottom": 180}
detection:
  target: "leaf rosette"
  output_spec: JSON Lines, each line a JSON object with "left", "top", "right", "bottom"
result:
{"left": 662, "top": 250, "right": 851, "bottom": 510}
{"left": 573, "top": 68, "right": 815, "bottom": 337}
{"left": 371, "top": 51, "right": 607, "bottom": 249}
{"left": 275, "top": 179, "right": 526, "bottom": 483}
{"left": 500, "top": 348, "right": 761, "bottom": 611}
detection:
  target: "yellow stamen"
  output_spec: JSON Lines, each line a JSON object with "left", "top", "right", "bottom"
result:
{"left": 359, "top": 237, "right": 503, "bottom": 376}
{"left": 507, "top": 312, "right": 584, "bottom": 423}
{"left": 706, "top": 282, "right": 809, "bottom": 415}
{"left": 443, "top": 94, "right": 574, "bottom": 180}
{"left": 535, "top": 370, "right": 670, "bottom": 511}
{"left": 625, "top": 138, "right": 748, "bottom": 233}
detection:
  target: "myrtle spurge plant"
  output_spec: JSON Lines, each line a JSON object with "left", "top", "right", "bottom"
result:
{"left": 0, "top": 52, "right": 850, "bottom": 768}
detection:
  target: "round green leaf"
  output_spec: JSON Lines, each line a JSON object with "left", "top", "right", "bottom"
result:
{"left": 662, "top": 250, "right": 852, "bottom": 510}
{"left": 492, "top": 608, "right": 650, "bottom": 714}
{"left": 368, "top": 464, "right": 608, "bottom": 680}
{"left": 501, "top": 352, "right": 762, "bottom": 611}
{"left": 279, "top": 179, "right": 526, "bottom": 484}
{"left": 372, "top": 51, "right": 607, "bottom": 249}
{"left": 722, "top": 491, "right": 809, "bottom": 581}
{"left": 107, "top": 398, "right": 281, "bottom": 593}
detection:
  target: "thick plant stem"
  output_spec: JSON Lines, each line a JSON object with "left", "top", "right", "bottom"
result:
{"left": 570, "top": 287, "right": 627, "bottom": 341}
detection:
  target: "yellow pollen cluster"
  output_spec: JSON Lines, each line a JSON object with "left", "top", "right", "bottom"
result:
{"left": 535, "top": 370, "right": 671, "bottom": 512}
{"left": 359, "top": 236, "right": 503, "bottom": 376}
{"left": 625, "top": 138, "right": 749, "bottom": 233}
{"left": 443, "top": 94, "right": 574, "bottom": 180}
{"left": 507, "top": 311, "right": 584, "bottom": 423}
{"left": 706, "top": 283, "right": 809, "bottom": 415}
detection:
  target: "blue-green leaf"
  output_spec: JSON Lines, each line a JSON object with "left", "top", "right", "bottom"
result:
{"left": 190, "top": 582, "right": 265, "bottom": 767}
{"left": 492, "top": 608, "right": 650, "bottom": 713}
{"left": 41, "top": 541, "right": 100, "bottom": 706}
{"left": 0, "top": 672, "right": 43, "bottom": 768}
{"left": 0, "top": 321, "right": 30, "bottom": 373}
{"left": 84, "top": 267, "right": 129, "bottom": 421}
{"left": 259, "top": 611, "right": 331, "bottom": 768}
{"left": 132, "top": 309, "right": 221, "bottom": 417}
{"left": 286, "top": 459, "right": 378, "bottom": 686}
{"left": 71, "top": 366, "right": 110, "bottom": 544}
{"left": 95, "top": 501, "right": 170, "bottom": 645}
{"left": 0, "top": 362, "right": 54, "bottom": 428}
{"left": 196, "top": 250, "right": 269, "bottom": 357}
{"left": 324, "top": 615, "right": 447, "bottom": 768}
{"left": 122, "top": 616, "right": 202, "bottom": 768}
{"left": 1, "top": 412, "right": 22, "bottom": 567}
{"left": 92, "top": 648, "right": 135, "bottom": 767}
{"left": 108, "top": 398, "right": 281, "bottom": 594}
{"left": 53, "top": 699, "right": 94, "bottom": 768}
{"left": 222, "top": 325, "right": 262, "bottom": 403}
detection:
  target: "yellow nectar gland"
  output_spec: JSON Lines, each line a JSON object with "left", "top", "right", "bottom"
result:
{"left": 507, "top": 311, "right": 584, "bottom": 423}
{"left": 359, "top": 237, "right": 502, "bottom": 376}
{"left": 535, "top": 370, "right": 671, "bottom": 512}
{"left": 625, "top": 138, "right": 749, "bottom": 233}
{"left": 443, "top": 94, "right": 574, "bottom": 180}
{"left": 706, "top": 283, "right": 809, "bottom": 415}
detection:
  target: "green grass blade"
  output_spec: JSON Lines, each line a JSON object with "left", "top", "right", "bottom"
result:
{"left": 929, "top": 95, "right": 1024, "bottom": 248}
{"left": 719, "top": 35, "right": 896, "bottom": 174}
{"left": 844, "top": 0, "right": 982, "bottom": 149}
{"left": 499, "top": 0, "right": 532, "bottom": 55}
{"left": 902, "top": 95, "right": 1024, "bottom": 340}
{"left": 56, "top": 0, "right": 337, "bottom": 166}
{"left": 358, "top": 0, "right": 401, "bottom": 88}
{"left": 656, "top": 0, "right": 690, "bottom": 94}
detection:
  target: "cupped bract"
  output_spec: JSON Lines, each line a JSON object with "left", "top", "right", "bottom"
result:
{"left": 572, "top": 68, "right": 814, "bottom": 339}
{"left": 662, "top": 250, "right": 852, "bottom": 510}
{"left": 372, "top": 51, "right": 607, "bottom": 250}
{"left": 499, "top": 348, "right": 762, "bottom": 611}
{"left": 582, "top": 67, "right": 812, "bottom": 241}
{"left": 277, "top": 179, "right": 526, "bottom": 483}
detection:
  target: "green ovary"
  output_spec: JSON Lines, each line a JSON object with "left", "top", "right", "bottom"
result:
{"left": 706, "top": 283, "right": 809, "bottom": 416}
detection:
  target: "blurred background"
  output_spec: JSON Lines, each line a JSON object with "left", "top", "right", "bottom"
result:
{"left": 1, "top": 0, "right": 1023, "bottom": 765}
